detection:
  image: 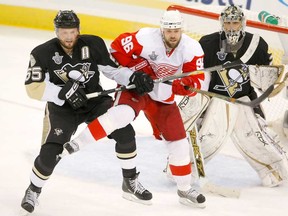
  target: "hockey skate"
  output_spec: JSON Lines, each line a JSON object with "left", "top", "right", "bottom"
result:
{"left": 177, "top": 188, "right": 206, "bottom": 208}
{"left": 122, "top": 172, "right": 152, "bottom": 205}
{"left": 21, "top": 186, "right": 40, "bottom": 213}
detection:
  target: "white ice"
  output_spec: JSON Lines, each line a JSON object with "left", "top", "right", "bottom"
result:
{"left": 0, "top": 25, "right": 287, "bottom": 216}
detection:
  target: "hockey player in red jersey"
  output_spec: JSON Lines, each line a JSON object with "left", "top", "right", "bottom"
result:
{"left": 64, "top": 10, "right": 210, "bottom": 208}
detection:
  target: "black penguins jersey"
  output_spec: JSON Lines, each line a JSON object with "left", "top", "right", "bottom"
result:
{"left": 25, "top": 35, "right": 117, "bottom": 112}
{"left": 199, "top": 32, "right": 271, "bottom": 98}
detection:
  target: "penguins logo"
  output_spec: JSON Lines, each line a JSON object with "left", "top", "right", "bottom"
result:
{"left": 54, "top": 63, "right": 95, "bottom": 85}
{"left": 214, "top": 64, "right": 250, "bottom": 97}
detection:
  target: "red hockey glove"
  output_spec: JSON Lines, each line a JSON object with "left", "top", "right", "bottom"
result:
{"left": 172, "top": 76, "right": 197, "bottom": 96}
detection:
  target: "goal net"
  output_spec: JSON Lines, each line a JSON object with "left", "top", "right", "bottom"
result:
{"left": 167, "top": 4, "right": 288, "bottom": 123}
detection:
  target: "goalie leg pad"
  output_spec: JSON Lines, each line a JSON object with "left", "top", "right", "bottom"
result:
{"left": 266, "top": 111, "right": 288, "bottom": 157}
{"left": 178, "top": 94, "right": 210, "bottom": 131}
{"left": 284, "top": 110, "right": 288, "bottom": 137}
{"left": 198, "top": 97, "right": 239, "bottom": 162}
{"left": 231, "top": 97, "right": 288, "bottom": 187}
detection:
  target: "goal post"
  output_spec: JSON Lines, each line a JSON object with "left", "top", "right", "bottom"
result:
{"left": 167, "top": 4, "right": 288, "bottom": 65}
{"left": 168, "top": 4, "right": 288, "bottom": 34}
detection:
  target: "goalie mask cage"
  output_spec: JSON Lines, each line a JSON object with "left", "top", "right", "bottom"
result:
{"left": 167, "top": 4, "right": 288, "bottom": 123}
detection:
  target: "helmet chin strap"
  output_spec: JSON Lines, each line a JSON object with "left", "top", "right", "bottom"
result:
{"left": 162, "top": 38, "right": 173, "bottom": 55}
{"left": 161, "top": 31, "right": 172, "bottom": 52}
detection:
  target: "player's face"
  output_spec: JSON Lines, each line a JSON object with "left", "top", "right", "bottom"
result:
{"left": 162, "top": 28, "right": 182, "bottom": 49}
{"left": 223, "top": 21, "right": 242, "bottom": 32}
{"left": 56, "top": 28, "right": 79, "bottom": 50}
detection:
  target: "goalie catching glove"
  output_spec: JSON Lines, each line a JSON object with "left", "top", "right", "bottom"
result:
{"left": 172, "top": 76, "right": 199, "bottom": 96}
{"left": 129, "top": 71, "right": 154, "bottom": 95}
{"left": 58, "top": 79, "right": 88, "bottom": 110}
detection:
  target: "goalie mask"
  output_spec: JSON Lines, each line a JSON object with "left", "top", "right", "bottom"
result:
{"left": 160, "top": 10, "right": 183, "bottom": 30}
{"left": 54, "top": 10, "right": 80, "bottom": 29}
{"left": 219, "top": 5, "right": 246, "bottom": 45}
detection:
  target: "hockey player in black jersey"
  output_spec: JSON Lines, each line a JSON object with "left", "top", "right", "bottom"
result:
{"left": 21, "top": 10, "right": 152, "bottom": 214}
{"left": 199, "top": 5, "right": 271, "bottom": 117}
{"left": 193, "top": 5, "right": 288, "bottom": 187}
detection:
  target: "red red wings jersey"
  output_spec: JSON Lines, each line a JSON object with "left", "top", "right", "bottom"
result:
{"left": 110, "top": 27, "right": 206, "bottom": 103}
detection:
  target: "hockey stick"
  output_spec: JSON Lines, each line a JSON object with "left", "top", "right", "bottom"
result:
{"left": 86, "top": 60, "right": 244, "bottom": 99}
{"left": 86, "top": 84, "right": 136, "bottom": 99}
{"left": 188, "top": 128, "right": 205, "bottom": 178}
{"left": 155, "top": 59, "right": 243, "bottom": 83}
{"left": 187, "top": 126, "right": 241, "bottom": 198}
{"left": 162, "top": 97, "right": 242, "bottom": 198}
{"left": 187, "top": 85, "right": 274, "bottom": 108}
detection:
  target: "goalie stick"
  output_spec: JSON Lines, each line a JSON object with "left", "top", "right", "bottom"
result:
{"left": 188, "top": 128, "right": 205, "bottom": 178}
{"left": 164, "top": 95, "right": 241, "bottom": 198}
{"left": 86, "top": 60, "right": 244, "bottom": 99}
{"left": 187, "top": 85, "right": 274, "bottom": 108}
{"left": 187, "top": 127, "right": 241, "bottom": 198}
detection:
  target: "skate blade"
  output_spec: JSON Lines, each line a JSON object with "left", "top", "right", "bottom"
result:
{"left": 19, "top": 208, "right": 32, "bottom": 216}
{"left": 179, "top": 197, "right": 206, "bottom": 209}
{"left": 122, "top": 192, "right": 152, "bottom": 205}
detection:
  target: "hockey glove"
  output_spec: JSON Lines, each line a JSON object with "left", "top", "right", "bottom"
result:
{"left": 58, "top": 80, "right": 88, "bottom": 110}
{"left": 129, "top": 71, "right": 154, "bottom": 95}
{"left": 172, "top": 76, "right": 197, "bottom": 96}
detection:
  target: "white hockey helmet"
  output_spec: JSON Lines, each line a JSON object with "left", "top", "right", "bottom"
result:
{"left": 219, "top": 5, "right": 246, "bottom": 45}
{"left": 160, "top": 10, "right": 183, "bottom": 29}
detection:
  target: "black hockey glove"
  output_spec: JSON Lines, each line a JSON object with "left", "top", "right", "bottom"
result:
{"left": 129, "top": 71, "right": 154, "bottom": 95}
{"left": 58, "top": 80, "right": 88, "bottom": 110}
